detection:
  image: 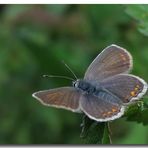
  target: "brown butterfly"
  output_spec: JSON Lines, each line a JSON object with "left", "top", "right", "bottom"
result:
{"left": 32, "top": 44, "right": 147, "bottom": 122}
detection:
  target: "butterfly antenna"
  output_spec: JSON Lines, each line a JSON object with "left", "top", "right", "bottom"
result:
{"left": 61, "top": 60, "right": 78, "bottom": 80}
{"left": 43, "top": 75, "right": 75, "bottom": 81}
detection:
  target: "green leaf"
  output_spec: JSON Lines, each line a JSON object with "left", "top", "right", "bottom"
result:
{"left": 80, "top": 115, "right": 111, "bottom": 144}
{"left": 126, "top": 5, "right": 148, "bottom": 36}
{"left": 80, "top": 115, "right": 94, "bottom": 139}
{"left": 125, "top": 101, "right": 148, "bottom": 125}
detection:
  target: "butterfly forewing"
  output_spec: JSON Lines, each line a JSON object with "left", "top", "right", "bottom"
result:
{"left": 32, "top": 87, "right": 82, "bottom": 112}
{"left": 84, "top": 44, "right": 133, "bottom": 81}
{"left": 99, "top": 74, "right": 148, "bottom": 103}
{"left": 80, "top": 91, "right": 125, "bottom": 122}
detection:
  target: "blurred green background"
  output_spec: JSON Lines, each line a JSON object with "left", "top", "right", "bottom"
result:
{"left": 0, "top": 4, "right": 148, "bottom": 144}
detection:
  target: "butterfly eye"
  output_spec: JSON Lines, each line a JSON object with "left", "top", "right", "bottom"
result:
{"left": 72, "top": 81, "right": 76, "bottom": 87}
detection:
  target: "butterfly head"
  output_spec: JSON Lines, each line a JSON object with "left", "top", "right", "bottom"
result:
{"left": 72, "top": 79, "right": 81, "bottom": 88}
{"left": 73, "top": 79, "right": 89, "bottom": 89}
{"left": 73, "top": 79, "right": 91, "bottom": 92}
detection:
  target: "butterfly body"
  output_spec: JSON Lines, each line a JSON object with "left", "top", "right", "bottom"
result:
{"left": 73, "top": 79, "right": 97, "bottom": 95}
{"left": 73, "top": 79, "right": 121, "bottom": 105}
{"left": 32, "top": 44, "right": 148, "bottom": 122}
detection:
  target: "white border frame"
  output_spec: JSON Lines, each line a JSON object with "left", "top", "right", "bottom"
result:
{"left": 1, "top": 1, "right": 148, "bottom": 4}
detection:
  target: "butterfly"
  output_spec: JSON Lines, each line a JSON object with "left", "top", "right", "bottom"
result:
{"left": 32, "top": 44, "right": 148, "bottom": 122}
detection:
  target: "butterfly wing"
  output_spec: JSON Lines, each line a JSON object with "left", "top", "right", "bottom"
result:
{"left": 80, "top": 91, "right": 125, "bottom": 122}
{"left": 32, "top": 87, "right": 82, "bottom": 112}
{"left": 98, "top": 74, "right": 148, "bottom": 104}
{"left": 84, "top": 44, "right": 132, "bottom": 81}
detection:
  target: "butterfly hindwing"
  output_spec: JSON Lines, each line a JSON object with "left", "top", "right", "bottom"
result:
{"left": 80, "top": 91, "right": 125, "bottom": 122}
{"left": 98, "top": 74, "right": 148, "bottom": 103}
